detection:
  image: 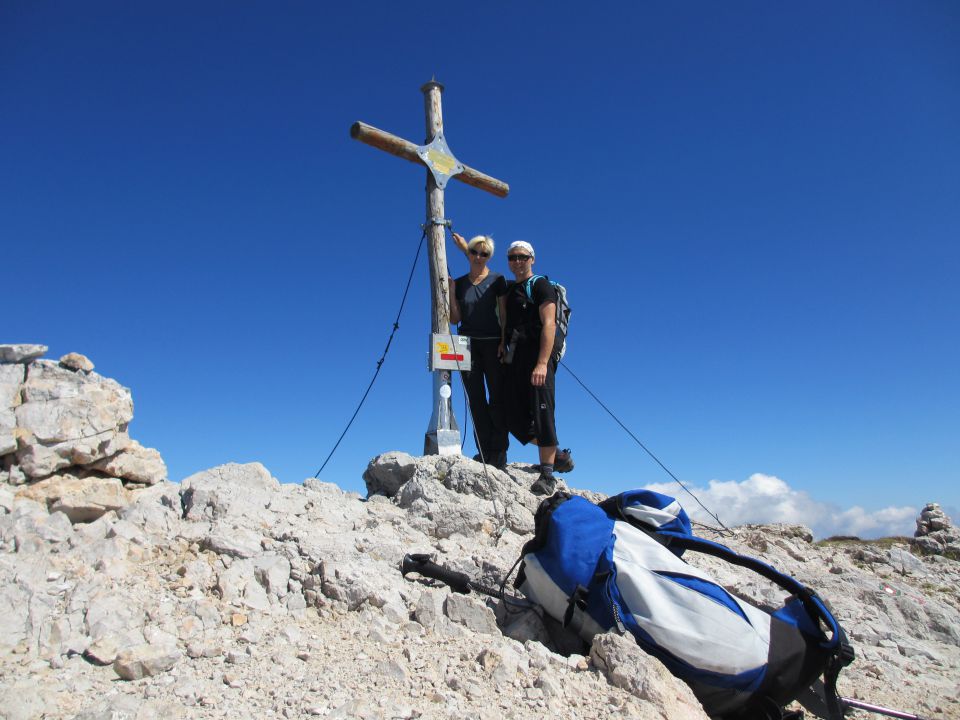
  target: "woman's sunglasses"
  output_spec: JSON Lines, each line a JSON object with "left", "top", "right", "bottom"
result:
{"left": 507, "top": 254, "right": 531, "bottom": 262}
{"left": 469, "top": 249, "right": 491, "bottom": 258}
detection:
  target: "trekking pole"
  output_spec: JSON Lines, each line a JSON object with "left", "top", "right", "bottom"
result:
{"left": 841, "top": 697, "right": 937, "bottom": 720}
{"left": 400, "top": 553, "right": 507, "bottom": 599}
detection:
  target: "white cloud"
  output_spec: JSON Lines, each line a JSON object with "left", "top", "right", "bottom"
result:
{"left": 643, "top": 473, "right": 917, "bottom": 540}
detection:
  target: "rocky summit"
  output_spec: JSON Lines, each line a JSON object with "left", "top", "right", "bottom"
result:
{"left": 1, "top": 344, "right": 959, "bottom": 720}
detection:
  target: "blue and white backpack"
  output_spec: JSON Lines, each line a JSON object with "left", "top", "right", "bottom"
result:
{"left": 515, "top": 490, "right": 854, "bottom": 720}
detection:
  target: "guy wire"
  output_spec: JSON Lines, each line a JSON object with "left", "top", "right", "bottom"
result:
{"left": 314, "top": 228, "right": 427, "bottom": 478}
{"left": 558, "top": 360, "right": 732, "bottom": 536}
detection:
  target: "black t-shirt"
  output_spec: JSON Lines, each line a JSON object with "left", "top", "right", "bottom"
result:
{"left": 454, "top": 272, "right": 507, "bottom": 338}
{"left": 502, "top": 275, "right": 557, "bottom": 341}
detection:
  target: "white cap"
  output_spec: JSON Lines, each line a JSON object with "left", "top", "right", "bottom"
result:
{"left": 508, "top": 240, "right": 535, "bottom": 257}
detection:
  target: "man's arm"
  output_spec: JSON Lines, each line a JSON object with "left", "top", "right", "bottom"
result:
{"left": 532, "top": 301, "right": 556, "bottom": 387}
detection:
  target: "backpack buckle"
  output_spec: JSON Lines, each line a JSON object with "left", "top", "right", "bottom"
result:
{"left": 563, "top": 584, "right": 590, "bottom": 633}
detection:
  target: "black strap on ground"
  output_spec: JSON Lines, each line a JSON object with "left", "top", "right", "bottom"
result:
{"left": 558, "top": 360, "right": 731, "bottom": 536}
{"left": 313, "top": 228, "right": 427, "bottom": 478}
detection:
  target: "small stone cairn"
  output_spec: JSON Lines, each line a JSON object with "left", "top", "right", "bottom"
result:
{"left": 912, "top": 502, "right": 960, "bottom": 559}
{"left": 1, "top": 343, "right": 166, "bottom": 522}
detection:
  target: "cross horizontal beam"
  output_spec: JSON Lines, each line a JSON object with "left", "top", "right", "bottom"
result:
{"left": 350, "top": 121, "right": 510, "bottom": 198}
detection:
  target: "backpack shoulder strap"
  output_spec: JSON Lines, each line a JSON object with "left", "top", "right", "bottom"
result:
{"left": 600, "top": 491, "right": 845, "bottom": 652}
{"left": 656, "top": 530, "right": 845, "bottom": 652}
{"left": 523, "top": 274, "right": 545, "bottom": 300}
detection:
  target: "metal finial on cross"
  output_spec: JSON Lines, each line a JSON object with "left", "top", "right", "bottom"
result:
{"left": 350, "top": 81, "right": 510, "bottom": 456}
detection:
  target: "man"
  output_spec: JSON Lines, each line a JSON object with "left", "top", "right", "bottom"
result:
{"left": 500, "top": 240, "right": 574, "bottom": 495}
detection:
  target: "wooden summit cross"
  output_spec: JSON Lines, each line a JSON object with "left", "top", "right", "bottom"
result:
{"left": 350, "top": 80, "right": 509, "bottom": 456}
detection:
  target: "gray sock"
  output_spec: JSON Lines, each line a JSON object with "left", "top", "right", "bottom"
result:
{"left": 540, "top": 464, "right": 554, "bottom": 476}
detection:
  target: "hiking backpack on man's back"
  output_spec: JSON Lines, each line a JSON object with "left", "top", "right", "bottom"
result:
{"left": 522, "top": 274, "right": 571, "bottom": 359}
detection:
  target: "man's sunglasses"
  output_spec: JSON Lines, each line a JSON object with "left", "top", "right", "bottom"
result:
{"left": 469, "top": 249, "right": 491, "bottom": 258}
{"left": 507, "top": 254, "right": 532, "bottom": 262}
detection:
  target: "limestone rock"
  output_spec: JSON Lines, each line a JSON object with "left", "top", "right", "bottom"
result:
{"left": 0, "top": 484, "right": 13, "bottom": 513}
{"left": 180, "top": 462, "right": 279, "bottom": 521}
{"left": 393, "top": 455, "right": 535, "bottom": 538}
{"left": 913, "top": 535, "right": 944, "bottom": 554}
{"left": 216, "top": 559, "right": 257, "bottom": 604}
{"left": 414, "top": 587, "right": 445, "bottom": 630}
{"left": 267, "top": 485, "right": 311, "bottom": 515}
{"left": 89, "top": 439, "right": 167, "bottom": 485}
{"left": 16, "top": 473, "right": 130, "bottom": 522}
{"left": 1, "top": 354, "right": 958, "bottom": 720}
{"left": 0, "top": 578, "right": 36, "bottom": 652}
{"left": 117, "top": 481, "right": 181, "bottom": 536}
{"left": 0, "top": 363, "right": 25, "bottom": 456}
{"left": 320, "top": 559, "right": 404, "bottom": 611}
{"left": 113, "top": 642, "right": 181, "bottom": 680}
{"left": 254, "top": 553, "right": 292, "bottom": 597}
{"left": 363, "top": 451, "right": 418, "bottom": 498}
{"left": 203, "top": 523, "right": 264, "bottom": 559}
{"left": 14, "top": 360, "right": 133, "bottom": 478}
{"left": 590, "top": 632, "right": 709, "bottom": 719}
{"left": 84, "top": 629, "right": 145, "bottom": 665}
{"left": 0, "top": 681, "right": 48, "bottom": 720}
{"left": 887, "top": 547, "right": 927, "bottom": 575}
{"left": 85, "top": 590, "right": 146, "bottom": 644}
{"left": 72, "top": 694, "right": 180, "bottom": 720}
{"left": 2, "top": 462, "right": 27, "bottom": 486}
{"left": 58, "top": 352, "right": 95, "bottom": 372}
{"left": 36, "top": 510, "right": 74, "bottom": 544}
{"left": 444, "top": 592, "right": 500, "bottom": 635}
{"left": 0, "top": 343, "right": 47, "bottom": 363}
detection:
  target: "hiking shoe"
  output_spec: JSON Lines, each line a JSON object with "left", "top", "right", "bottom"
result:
{"left": 530, "top": 472, "right": 557, "bottom": 496}
{"left": 553, "top": 449, "right": 575, "bottom": 473}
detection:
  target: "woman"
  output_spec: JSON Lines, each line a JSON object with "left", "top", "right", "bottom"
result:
{"left": 448, "top": 232, "right": 509, "bottom": 469}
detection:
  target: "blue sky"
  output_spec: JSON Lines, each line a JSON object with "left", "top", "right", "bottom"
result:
{"left": 4, "top": 2, "right": 958, "bottom": 538}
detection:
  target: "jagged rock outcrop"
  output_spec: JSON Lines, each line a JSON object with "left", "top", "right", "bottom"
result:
{"left": 1, "top": 346, "right": 958, "bottom": 719}
{"left": 1, "top": 344, "right": 167, "bottom": 522}
{"left": 0, "top": 343, "right": 49, "bottom": 364}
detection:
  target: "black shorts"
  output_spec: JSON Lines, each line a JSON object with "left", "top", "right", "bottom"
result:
{"left": 503, "top": 342, "right": 558, "bottom": 447}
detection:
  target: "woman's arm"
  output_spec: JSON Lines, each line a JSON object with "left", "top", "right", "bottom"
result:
{"left": 451, "top": 232, "right": 470, "bottom": 258}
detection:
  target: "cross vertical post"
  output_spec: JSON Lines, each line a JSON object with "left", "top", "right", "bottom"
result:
{"left": 420, "top": 81, "right": 458, "bottom": 455}
{"left": 350, "top": 81, "right": 509, "bottom": 457}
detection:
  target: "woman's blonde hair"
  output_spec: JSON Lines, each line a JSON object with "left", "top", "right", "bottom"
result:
{"left": 467, "top": 235, "right": 495, "bottom": 255}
